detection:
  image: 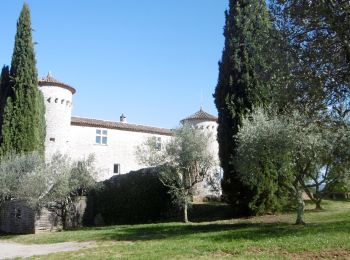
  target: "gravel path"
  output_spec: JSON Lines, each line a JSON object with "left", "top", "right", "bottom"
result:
{"left": 0, "top": 241, "right": 95, "bottom": 259}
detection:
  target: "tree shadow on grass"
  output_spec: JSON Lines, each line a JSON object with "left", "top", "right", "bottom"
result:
{"left": 0, "top": 233, "right": 16, "bottom": 240}
{"left": 81, "top": 219, "right": 350, "bottom": 243}
{"left": 188, "top": 203, "right": 234, "bottom": 222}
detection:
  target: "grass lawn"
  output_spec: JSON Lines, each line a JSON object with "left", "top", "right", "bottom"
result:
{"left": 1, "top": 200, "right": 350, "bottom": 259}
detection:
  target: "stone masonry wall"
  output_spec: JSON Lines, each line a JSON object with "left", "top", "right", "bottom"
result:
{"left": 0, "top": 200, "right": 35, "bottom": 234}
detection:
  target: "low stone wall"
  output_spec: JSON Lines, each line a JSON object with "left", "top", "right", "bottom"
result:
{"left": 0, "top": 200, "right": 35, "bottom": 234}
{"left": 35, "top": 208, "right": 61, "bottom": 233}
{"left": 0, "top": 197, "right": 87, "bottom": 234}
{"left": 65, "top": 196, "right": 87, "bottom": 229}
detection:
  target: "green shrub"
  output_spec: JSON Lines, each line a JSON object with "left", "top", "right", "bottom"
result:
{"left": 86, "top": 168, "right": 173, "bottom": 225}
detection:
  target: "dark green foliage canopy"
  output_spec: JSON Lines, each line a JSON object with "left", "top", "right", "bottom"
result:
{"left": 0, "top": 66, "right": 12, "bottom": 143}
{"left": 214, "top": 0, "right": 276, "bottom": 216}
{"left": 271, "top": 0, "right": 350, "bottom": 116}
{"left": 87, "top": 168, "right": 173, "bottom": 225}
{"left": 0, "top": 4, "right": 45, "bottom": 156}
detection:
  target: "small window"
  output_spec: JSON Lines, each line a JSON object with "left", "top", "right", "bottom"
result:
{"left": 55, "top": 98, "right": 58, "bottom": 103}
{"left": 49, "top": 137, "right": 55, "bottom": 142}
{"left": 96, "top": 129, "right": 107, "bottom": 144}
{"left": 113, "top": 164, "right": 120, "bottom": 174}
{"left": 155, "top": 137, "right": 162, "bottom": 151}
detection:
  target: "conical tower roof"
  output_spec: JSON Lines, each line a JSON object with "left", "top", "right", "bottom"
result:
{"left": 181, "top": 108, "right": 217, "bottom": 124}
{"left": 39, "top": 72, "right": 76, "bottom": 94}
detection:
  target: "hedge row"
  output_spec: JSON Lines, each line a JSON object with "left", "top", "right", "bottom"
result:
{"left": 85, "top": 168, "right": 174, "bottom": 225}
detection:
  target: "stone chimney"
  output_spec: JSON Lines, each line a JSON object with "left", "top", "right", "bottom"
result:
{"left": 120, "top": 113, "right": 127, "bottom": 123}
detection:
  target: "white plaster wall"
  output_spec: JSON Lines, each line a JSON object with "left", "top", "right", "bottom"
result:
{"left": 39, "top": 86, "right": 73, "bottom": 160}
{"left": 67, "top": 125, "right": 171, "bottom": 180}
{"left": 183, "top": 120, "right": 219, "bottom": 163}
{"left": 182, "top": 119, "right": 221, "bottom": 198}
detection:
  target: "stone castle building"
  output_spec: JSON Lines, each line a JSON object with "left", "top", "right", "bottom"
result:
{"left": 38, "top": 73, "right": 220, "bottom": 181}
{"left": 0, "top": 73, "right": 220, "bottom": 234}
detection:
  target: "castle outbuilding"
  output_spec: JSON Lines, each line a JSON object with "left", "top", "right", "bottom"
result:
{"left": 38, "top": 73, "right": 219, "bottom": 181}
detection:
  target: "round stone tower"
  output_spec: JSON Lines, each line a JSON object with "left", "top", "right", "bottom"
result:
{"left": 180, "top": 107, "right": 219, "bottom": 157}
{"left": 38, "top": 72, "right": 76, "bottom": 160}
{"left": 181, "top": 108, "right": 221, "bottom": 200}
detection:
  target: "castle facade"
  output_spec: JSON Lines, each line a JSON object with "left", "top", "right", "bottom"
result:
{"left": 38, "top": 73, "right": 219, "bottom": 181}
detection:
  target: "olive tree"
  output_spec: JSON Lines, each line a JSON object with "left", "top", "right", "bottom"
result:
{"left": 0, "top": 152, "right": 97, "bottom": 229}
{"left": 137, "top": 126, "right": 216, "bottom": 223}
{"left": 44, "top": 153, "right": 97, "bottom": 229}
{"left": 0, "top": 152, "right": 48, "bottom": 208}
{"left": 235, "top": 108, "right": 350, "bottom": 224}
{"left": 235, "top": 109, "right": 298, "bottom": 218}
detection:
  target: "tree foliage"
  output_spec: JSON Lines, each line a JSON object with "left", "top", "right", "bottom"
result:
{"left": 234, "top": 109, "right": 294, "bottom": 214}
{"left": 235, "top": 108, "right": 350, "bottom": 223}
{"left": 0, "top": 4, "right": 45, "bottom": 156}
{"left": 270, "top": 0, "right": 350, "bottom": 116}
{"left": 0, "top": 66, "right": 12, "bottom": 143}
{"left": 44, "top": 154, "right": 97, "bottom": 229}
{"left": 0, "top": 152, "right": 97, "bottom": 229}
{"left": 137, "top": 126, "right": 216, "bottom": 223}
{"left": 0, "top": 152, "right": 47, "bottom": 208}
{"left": 214, "top": 0, "right": 279, "bottom": 215}
{"left": 88, "top": 168, "right": 173, "bottom": 225}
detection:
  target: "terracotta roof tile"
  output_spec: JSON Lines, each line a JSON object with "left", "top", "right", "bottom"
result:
{"left": 39, "top": 72, "right": 76, "bottom": 94}
{"left": 181, "top": 108, "right": 217, "bottom": 123}
{"left": 71, "top": 116, "right": 173, "bottom": 136}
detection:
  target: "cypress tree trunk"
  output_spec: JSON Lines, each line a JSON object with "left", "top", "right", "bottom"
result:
{"left": 214, "top": 0, "right": 274, "bottom": 216}
{"left": 0, "top": 4, "right": 45, "bottom": 156}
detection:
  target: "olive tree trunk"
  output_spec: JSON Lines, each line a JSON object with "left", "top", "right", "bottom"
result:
{"left": 295, "top": 190, "right": 305, "bottom": 225}
{"left": 183, "top": 202, "right": 189, "bottom": 223}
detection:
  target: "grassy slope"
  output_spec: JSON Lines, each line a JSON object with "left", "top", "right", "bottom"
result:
{"left": 1, "top": 200, "right": 350, "bottom": 259}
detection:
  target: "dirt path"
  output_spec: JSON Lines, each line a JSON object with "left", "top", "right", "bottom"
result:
{"left": 0, "top": 241, "right": 95, "bottom": 259}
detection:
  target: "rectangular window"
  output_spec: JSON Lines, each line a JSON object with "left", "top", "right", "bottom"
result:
{"left": 113, "top": 163, "right": 120, "bottom": 174}
{"left": 96, "top": 129, "right": 107, "bottom": 144}
{"left": 155, "top": 137, "right": 162, "bottom": 151}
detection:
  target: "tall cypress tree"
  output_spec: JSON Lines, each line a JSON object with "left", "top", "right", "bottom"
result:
{"left": 214, "top": 0, "right": 274, "bottom": 216}
{"left": 0, "top": 66, "right": 12, "bottom": 143}
{"left": 0, "top": 4, "right": 45, "bottom": 156}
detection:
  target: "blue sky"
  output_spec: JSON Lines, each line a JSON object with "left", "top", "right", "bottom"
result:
{"left": 1, "top": 1, "right": 228, "bottom": 128}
